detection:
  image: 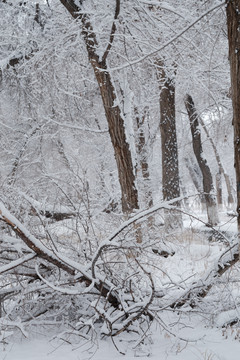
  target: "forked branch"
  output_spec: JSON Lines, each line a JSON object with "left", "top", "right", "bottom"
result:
{"left": 102, "top": 0, "right": 120, "bottom": 63}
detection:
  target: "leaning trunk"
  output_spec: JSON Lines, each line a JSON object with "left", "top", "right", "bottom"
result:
{"left": 59, "top": 1, "right": 139, "bottom": 214}
{"left": 92, "top": 59, "right": 139, "bottom": 213}
{"left": 198, "top": 115, "right": 234, "bottom": 207}
{"left": 184, "top": 94, "right": 219, "bottom": 226}
{"left": 184, "top": 156, "right": 206, "bottom": 207}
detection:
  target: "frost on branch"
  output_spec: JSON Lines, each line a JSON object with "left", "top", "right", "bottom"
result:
{"left": 0, "top": 200, "right": 156, "bottom": 340}
{"left": 0, "top": 197, "right": 239, "bottom": 346}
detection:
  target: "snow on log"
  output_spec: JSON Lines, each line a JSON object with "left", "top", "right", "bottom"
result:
{"left": 0, "top": 202, "right": 120, "bottom": 308}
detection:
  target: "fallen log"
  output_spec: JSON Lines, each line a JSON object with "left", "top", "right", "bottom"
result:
{"left": 0, "top": 202, "right": 120, "bottom": 309}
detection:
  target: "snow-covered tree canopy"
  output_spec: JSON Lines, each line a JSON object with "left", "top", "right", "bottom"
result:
{"left": 0, "top": 0, "right": 239, "bottom": 357}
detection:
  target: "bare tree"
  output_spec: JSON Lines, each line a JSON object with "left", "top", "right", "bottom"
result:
{"left": 198, "top": 116, "right": 234, "bottom": 207}
{"left": 59, "top": 0, "right": 139, "bottom": 214}
{"left": 184, "top": 94, "right": 219, "bottom": 226}
{"left": 2, "top": 1, "right": 139, "bottom": 215}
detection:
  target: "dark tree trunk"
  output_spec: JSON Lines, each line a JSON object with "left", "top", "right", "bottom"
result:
{"left": 184, "top": 94, "right": 219, "bottom": 226}
{"left": 226, "top": 0, "right": 240, "bottom": 235}
{"left": 216, "top": 172, "right": 223, "bottom": 207}
{"left": 59, "top": 0, "right": 139, "bottom": 214}
{"left": 92, "top": 60, "right": 139, "bottom": 213}
{"left": 157, "top": 64, "right": 182, "bottom": 231}
{"left": 159, "top": 71, "right": 180, "bottom": 202}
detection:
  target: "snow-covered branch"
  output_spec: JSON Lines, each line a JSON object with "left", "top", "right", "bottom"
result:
{"left": 109, "top": 1, "right": 225, "bottom": 71}
{"left": 0, "top": 253, "right": 36, "bottom": 275}
{"left": 0, "top": 201, "right": 120, "bottom": 309}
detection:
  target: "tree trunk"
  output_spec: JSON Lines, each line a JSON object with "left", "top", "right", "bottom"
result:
{"left": 226, "top": 0, "right": 240, "bottom": 237}
{"left": 92, "top": 60, "right": 139, "bottom": 213}
{"left": 135, "top": 107, "right": 153, "bottom": 209}
{"left": 157, "top": 64, "right": 182, "bottom": 231}
{"left": 59, "top": 0, "right": 139, "bottom": 214}
{"left": 184, "top": 156, "right": 206, "bottom": 207}
{"left": 216, "top": 171, "right": 223, "bottom": 207}
{"left": 184, "top": 94, "right": 219, "bottom": 226}
{"left": 198, "top": 115, "right": 234, "bottom": 206}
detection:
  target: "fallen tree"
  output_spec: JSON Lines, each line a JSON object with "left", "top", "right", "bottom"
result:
{"left": 0, "top": 198, "right": 239, "bottom": 340}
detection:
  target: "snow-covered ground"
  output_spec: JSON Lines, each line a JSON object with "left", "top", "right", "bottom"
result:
{"left": 2, "top": 324, "right": 240, "bottom": 360}
{"left": 1, "top": 211, "right": 239, "bottom": 360}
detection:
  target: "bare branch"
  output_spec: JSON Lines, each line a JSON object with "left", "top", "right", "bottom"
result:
{"left": 0, "top": 202, "right": 120, "bottom": 308}
{"left": 59, "top": 0, "right": 99, "bottom": 60}
{"left": 170, "top": 242, "right": 239, "bottom": 308}
{"left": 112, "top": 259, "right": 154, "bottom": 336}
{"left": 0, "top": 2, "right": 45, "bottom": 70}
{"left": 0, "top": 253, "right": 36, "bottom": 275}
{"left": 102, "top": 0, "right": 120, "bottom": 63}
{"left": 58, "top": 0, "right": 80, "bottom": 19}
{"left": 109, "top": 1, "right": 225, "bottom": 71}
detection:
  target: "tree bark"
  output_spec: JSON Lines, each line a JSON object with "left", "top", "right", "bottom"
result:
{"left": 59, "top": 0, "right": 139, "bottom": 214}
{"left": 135, "top": 107, "right": 153, "bottom": 208}
{"left": 92, "top": 60, "right": 139, "bottom": 213}
{"left": 216, "top": 171, "right": 223, "bottom": 206}
{"left": 157, "top": 64, "right": 182, "bottom": 231}
{"left": 184, "top": 94, "right": 219, "bottom": 226}
{"left": 226, "top": 0, "right": 240, "bottom": 235}
{"left": 198, "top": 116, "right": 234, "bottom": 206}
